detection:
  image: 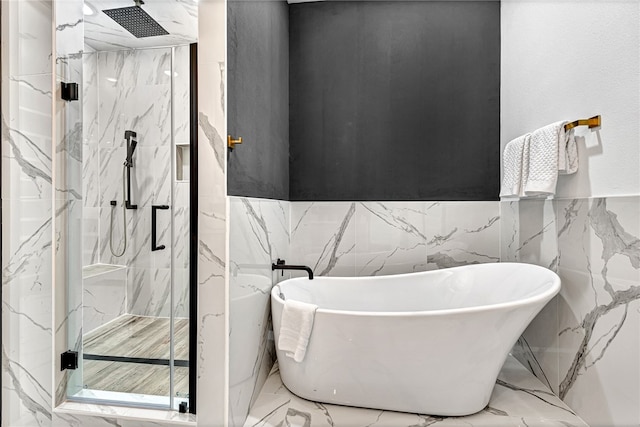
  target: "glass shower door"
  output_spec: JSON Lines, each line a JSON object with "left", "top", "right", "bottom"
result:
{"left": 66, "top": 45, "right": 190, "bottom": 410}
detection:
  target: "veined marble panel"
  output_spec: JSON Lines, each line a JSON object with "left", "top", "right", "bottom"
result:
{"left": 424, "top": 201, "right": 500, "bottom": 269}
{"left": 82, "top": 207, "right": 100, "bottom": 266}
{"left": 196, "top": 0, "right": 228, "bottom": 423}
{"left": 2, "top": 199, "right": 53, "bottom": 426}
{"left": 3, "top": 73, "right": 53, "bottom": 200}
{"left": 245, "top": 357, "right": 587, "bottom": 427}
{"left": 96, "top": 48, "right": 172, "bottom": 149}
{"left": 82, "top": 265, "right": 127, "bottom": 333}
{"left": 501, "top": 196, "right": 640, "bottom": 426}
{"left": 290, "top": 202, "right": 356, "bottom": 277}
{"left": 554, "top": 197, "right": 640, "bottom": 427}
{"left": 4, "top": 0, "right": 52, "bottom": 77}
{"left": 229, "top": 196, "right": 290, "bottom": 427}
{"left": 55, "top": 0, "right": 83, "bottom": 62}
{"left": 174, "top": 45, "right": 191, "bottom": 146}
{"left": 2, "top": 2, "right": 55, "bottom": 423}
{"left": 173, "top": 182, "right": 190, "bottom": 319}
{"left": 501, "top": 199, "right": 560, "bottom": 393}
{"left": 290, "top": 201, "right": 500, "bottom": 277}
{"left": 127, "top": 267, "right": 172, "bottom": 317}
{"left": 355, "top": 202, "right": 428, "bottom": 276}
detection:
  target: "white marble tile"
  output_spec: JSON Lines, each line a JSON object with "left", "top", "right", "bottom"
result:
{"left": 5, "top": 0, "right": 52, "bottom": 77}
{"left": 83, "top": 266, "right": 127, "bottom": 333}
{"left": 127, "top": 267, "right": 172, "bottom": 317}
{"left": 355, "top": 202, "right": 428, "bottom": 276}
{"left": 174, "top": 45, "right": 191, "bottom": 146}
{"left": 500, "top": 199, "right": 560, "bottom": 393}
{"left": 195, "top": 8, "right": 227, "bottom": 423}
{"left": 245, "top": 357, "right": 587, "bottom": 427}
{"left": 96, "top": 49, "right": 172, "bottom": 149}
{"left": 2, "top": 199, "right": 53, "bottom": 426}
{"left": 424, "top": 202, "right": 501, "bottom": 269}
{"left": 82, "top": 51, "right": 99, "bottom": 144}
{"left": 554, "top": 197, "right": 640, "bottom": 427}
{"left": 229, "top": 197, "right": 290, "bottom": 427}
{"left": 290, "top": 202, "right": 356, "bottom": 277}
{"left": 2, "top": 74, "right": 53, "bottom": 200}
{"left": 55, "top": 0, "right": 83, "bottom": 59}
{"left": 82, "top": 142, "right": 99, "bottom": 208}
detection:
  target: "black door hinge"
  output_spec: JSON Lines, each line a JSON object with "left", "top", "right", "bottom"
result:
{"left": 61, "top": 350, "right": 78, "bottom": 371}
{"left": 61, "top": 82, "right": 79, "bottom": 101}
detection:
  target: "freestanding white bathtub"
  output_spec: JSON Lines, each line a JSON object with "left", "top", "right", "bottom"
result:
{"left": 271, "top": 262, "right": 560, "bottom": 416}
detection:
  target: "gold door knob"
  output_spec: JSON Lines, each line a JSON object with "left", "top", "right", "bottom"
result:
{"left": 227, "top": 135, "right": 243, "bottom": 149}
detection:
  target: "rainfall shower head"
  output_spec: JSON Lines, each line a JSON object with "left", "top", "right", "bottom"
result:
{"left": 102, "top": 4, "right": 169, "bottom": 38}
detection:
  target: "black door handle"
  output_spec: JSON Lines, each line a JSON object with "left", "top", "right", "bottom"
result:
{"left": 152, "top": 205, "right": 170, "bottom": 251}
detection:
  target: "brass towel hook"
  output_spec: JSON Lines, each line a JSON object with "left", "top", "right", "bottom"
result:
{"left": 228, "top": 135, "right": 243, "bottom": 149}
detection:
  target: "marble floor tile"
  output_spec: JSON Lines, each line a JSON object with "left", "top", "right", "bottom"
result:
{"left": 244, "top": 357, "right": 587, "bottom": 427}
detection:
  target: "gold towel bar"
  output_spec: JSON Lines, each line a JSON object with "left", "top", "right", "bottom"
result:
{"left": 564, "top": 115, "right": 601, "bottom": 131}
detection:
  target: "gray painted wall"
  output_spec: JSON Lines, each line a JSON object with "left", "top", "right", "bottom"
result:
{"left": 289, "top": 1, "right": 500, "bottom": 201}
{"left": 228, "top": 0, "right": 289, "bottom": 200}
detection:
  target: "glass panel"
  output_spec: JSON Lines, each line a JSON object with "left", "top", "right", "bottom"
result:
{"left": 78, "top": 45, "right": 174, "bottom": 406}
{"left": 59, "top": 0, "right": 196, "bottom": 411}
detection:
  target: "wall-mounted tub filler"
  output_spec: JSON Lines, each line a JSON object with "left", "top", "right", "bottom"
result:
{"left": 272, "top": 258, "right": 314, "bottom": 280}
{"left": 109, "top": 130, "right": 139, "bottom": 257}
{"left": 271, "top": 262, "right": 560, "bottom": 416}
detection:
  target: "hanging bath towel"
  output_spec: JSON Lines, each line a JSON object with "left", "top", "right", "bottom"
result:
{"left": 278, "top": 299, "right": 318, "bottom": 362}
{"left": 524, "top": 121, "right": 565, "bottom": 197}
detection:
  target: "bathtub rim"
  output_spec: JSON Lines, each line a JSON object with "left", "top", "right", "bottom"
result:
{"left": 271, "top": 262, "right": 560, "bottom": 318}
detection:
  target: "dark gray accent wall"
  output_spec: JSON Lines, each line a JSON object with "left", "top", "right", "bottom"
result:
{"left": 289, "top": 1, "right": 500, "bottom": 201}
{"left": 227, "top": 0, "right": 289, "bottom": 200}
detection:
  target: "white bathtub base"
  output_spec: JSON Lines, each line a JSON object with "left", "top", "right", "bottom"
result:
{"left": 271, "top": 263, "right": 560, "bottom": 416}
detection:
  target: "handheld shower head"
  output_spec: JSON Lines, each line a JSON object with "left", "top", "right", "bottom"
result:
{"left": 127, "top": 139, "right": 138, "bottom": 162}
{"left": 124, "top": 130, "right": 137, "bottom": 166}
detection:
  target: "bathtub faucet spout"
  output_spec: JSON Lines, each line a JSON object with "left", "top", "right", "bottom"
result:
{"left": 272, "top": 258, "right": 314, "bottom": 280}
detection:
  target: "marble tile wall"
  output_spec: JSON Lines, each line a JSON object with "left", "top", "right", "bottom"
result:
{"left": 1, "top": 1, "right": 56, "bottom": 425}
{"left": 501, "top": 196, "right": 640, "bottom": 427}
{"left": 196, "top": 0, "right": 228, "bottom": 424}
{"left": 228, "top": 196, "right": 290, "bottom": 427}
{"left": 290, "top": 201, "right": 501, "bottom": 277}
{"left": 82, "top": 46, "right": 191, "bottom": 319}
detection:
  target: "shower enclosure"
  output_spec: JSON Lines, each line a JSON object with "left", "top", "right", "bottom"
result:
{"left": 55, "top": 0, "right": 197, "bottom": 412}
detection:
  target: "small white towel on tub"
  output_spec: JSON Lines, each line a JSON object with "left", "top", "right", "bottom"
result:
{"left": 524, "top": 121, "right": 566, "bottom": 196}
{"left": 500, "top": 133, "right": 530, "bottom": 198}
{"left": 278, "top": 299, "right": 318, "bottom": 363}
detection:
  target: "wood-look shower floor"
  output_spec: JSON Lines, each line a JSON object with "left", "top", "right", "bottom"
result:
{"left": 82, "top": 315, "right": 189, "bottom": 397}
